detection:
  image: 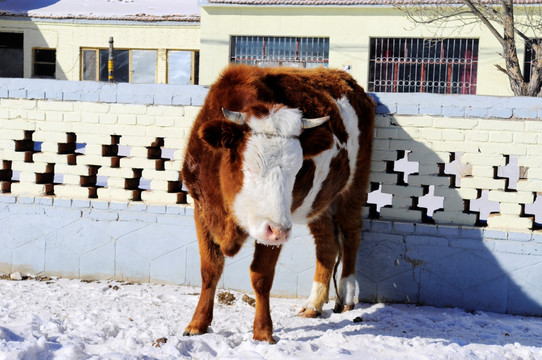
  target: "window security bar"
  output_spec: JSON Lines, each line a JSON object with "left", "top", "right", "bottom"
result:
{"left": 369, "top": 38, "right": 479, "bottom": 94}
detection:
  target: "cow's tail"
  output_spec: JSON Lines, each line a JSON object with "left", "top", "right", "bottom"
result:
{"left": 332, "top": 226, "right": 344, "bottom": 306}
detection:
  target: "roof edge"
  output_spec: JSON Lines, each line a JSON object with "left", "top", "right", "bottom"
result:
{"left": 0, "top": 12, "right": 200, "bottom": 22}
{"left": 205, "top": 0, "right": 542, "bottom": 5}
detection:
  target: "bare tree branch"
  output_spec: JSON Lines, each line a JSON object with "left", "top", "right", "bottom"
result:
{"left": 494, "top": 64, "right": 508, "bottom": 74}
{"left": 462, "top": 0, "right": 505, "bottom": 45}
{"left": 396, "top": 0, "right": 542, "bottom": 96}
{"left": 406, "top": 11, "right": 474, "bottom": 25}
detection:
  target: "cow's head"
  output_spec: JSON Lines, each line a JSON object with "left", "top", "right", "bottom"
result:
{"left": 198, "top": 104, "right": 332, "bottom": 246}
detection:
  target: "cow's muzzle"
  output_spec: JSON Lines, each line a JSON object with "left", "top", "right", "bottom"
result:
{"left": 264, "top": 222, "right": 292, "bottom": 244}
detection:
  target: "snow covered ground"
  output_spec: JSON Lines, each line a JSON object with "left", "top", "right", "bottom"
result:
{"left": 1, "top": 276, "right": 542, "bottom": 359}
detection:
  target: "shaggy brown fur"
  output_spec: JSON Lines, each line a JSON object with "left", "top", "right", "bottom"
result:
{"left": 182, "top": 64, "right": 375, "bottom": 343}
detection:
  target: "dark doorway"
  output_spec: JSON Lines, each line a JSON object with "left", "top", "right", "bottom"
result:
{"left": 0, "top": 32, "right": 24, "bottom": 78}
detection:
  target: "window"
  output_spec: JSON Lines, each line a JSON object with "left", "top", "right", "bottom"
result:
{"left": 230, "top": 36, "right": 329, "bottom": 68}
{"left": 524, "top": 39, "right": 540, "bottom": 82}
{"left": 82, "top": 49, "right": 98, "bottom": 81}
{"left": 167, "top": 50, "right": 199, "bottom": 85}
{"left": 131, "top": 50, "right": 157, "bottom": 84}
{"left": 369, "top": 38, "right": 478, "bottom": 94}
{"left": 81, "top": 48, "right": 156, "bottom": 83}
{"left": 0, "top": 32, "right": 23, "bottom": 78}
{"left": 33, "top": 49, "right": 56, "bottom": 78}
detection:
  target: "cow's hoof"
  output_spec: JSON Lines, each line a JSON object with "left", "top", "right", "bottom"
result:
{"left": 298, "top": 307, "right": 321, "bottom": 318}
{"left": 333, "top": 303, "right": 355, "bottom": 313}
{"left": 183, "top": 327, "right": 204, "bottom": 337}
{"left": 253, "top": 334, "right": 276, "bottom": 344}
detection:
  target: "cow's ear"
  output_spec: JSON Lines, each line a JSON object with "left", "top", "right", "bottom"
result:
{"left": 199, "top": 120, "right": 245, "bottom": 149}
{"left": 299, "top": 127, "right": 334, "bottom": 158}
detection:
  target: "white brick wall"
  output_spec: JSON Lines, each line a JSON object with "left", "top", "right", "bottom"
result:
{"left": 1, "top": 86, "right": 542, "bottom": 233}
{"left": 0, "top": 97, "right": 197, "bottom": 206}
{"left": 369, "top": 97, "right": 542, "bottom": 232}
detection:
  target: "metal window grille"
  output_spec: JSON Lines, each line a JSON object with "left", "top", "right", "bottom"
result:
{"left": 524, "top": 39, "right": 540, "bottom": 82}
{"left": 369, "top": 38, "right": 479, "bottom": 94}
{"left": 230, "top": 36, "right": 329, "bottom": 68}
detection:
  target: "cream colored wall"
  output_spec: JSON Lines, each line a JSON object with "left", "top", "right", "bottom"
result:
{"left": 0, "top": 19, "right": 200, "bottom": 82}
{"left": 200, "top": 6, "right": 531, "bottom": 96}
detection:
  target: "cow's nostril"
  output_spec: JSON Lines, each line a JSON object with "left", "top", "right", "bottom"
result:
{"left": 266, "top": 223, "right": 291, "bottom": 242}
{"left": 268, "top": 224, "right": 282, "bottom": 235}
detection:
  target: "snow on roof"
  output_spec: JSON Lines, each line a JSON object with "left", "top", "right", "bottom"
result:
{"left": 0, "top": 0, "right": 201, "bottom": 22}
{"left": 2, "top": 0, "right": 539, "bottom": 19}
{"left": 206, "top": 0, "right": 542, "bottom": 6}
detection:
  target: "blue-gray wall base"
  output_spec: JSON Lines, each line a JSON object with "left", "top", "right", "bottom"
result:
{"left": 360, "top": 220, "right": 542, "bottom": 316}
{"left": 2, "top": 195, "right": 541, "bottom": 316}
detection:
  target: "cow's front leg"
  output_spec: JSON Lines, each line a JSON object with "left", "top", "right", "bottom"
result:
{"left": 184, "top": 213, "right": 225, "bottom": 336}
{"left": 299, "top": 213, "right": 339, "bottom": 318}
{"left": 250, "top": 242, "right": 282, "bottom": 343}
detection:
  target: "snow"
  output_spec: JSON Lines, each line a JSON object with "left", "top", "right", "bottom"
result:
{"left": 1, "top": 277, "right": 542, "bottom": 359}
{"left": 0, "top": 0, "right": 200, "bottom": 18}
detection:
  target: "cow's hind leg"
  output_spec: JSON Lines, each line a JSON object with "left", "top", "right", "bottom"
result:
{"left": 299, "top": 212, "right": 339, "bottom": 318}
{"left": 250, "top": 242, "right": 282, "bottom": 343}
{"left": 333, "top": 197, "right": 363, "bottom": 313}
{"left": 184, "top": 210, "right": 225, "bottom": 336}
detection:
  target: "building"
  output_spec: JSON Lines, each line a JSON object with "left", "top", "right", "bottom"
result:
{"left": 199, "top": 0, "right": 542, "bottom": 96}
{"left": 1, "top": 0, "right": 541, "bottom": 96}
{"left": 0, "top": 0, "right": 200, "bottom": 84}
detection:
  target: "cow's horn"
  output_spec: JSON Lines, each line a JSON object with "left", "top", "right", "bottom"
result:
{"left": 301, "top": 116, "right": 330, "bottom": 129}
{"left": 222, "top": 108, "right": 247, "bottom": 125}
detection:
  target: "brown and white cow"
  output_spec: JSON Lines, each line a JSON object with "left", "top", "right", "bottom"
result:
{"left": 181, "top": 64, "right": 374, "bottom": 343}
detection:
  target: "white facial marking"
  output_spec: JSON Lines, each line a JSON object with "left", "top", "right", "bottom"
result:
{"left": 292, "top": 96, "right": 360, "bottom": 222}
{"left": 247, "top": 106, "right": 303, "bottom": 136}
{"left": 233, "top": 106, "right": 304, "bottom": 245}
